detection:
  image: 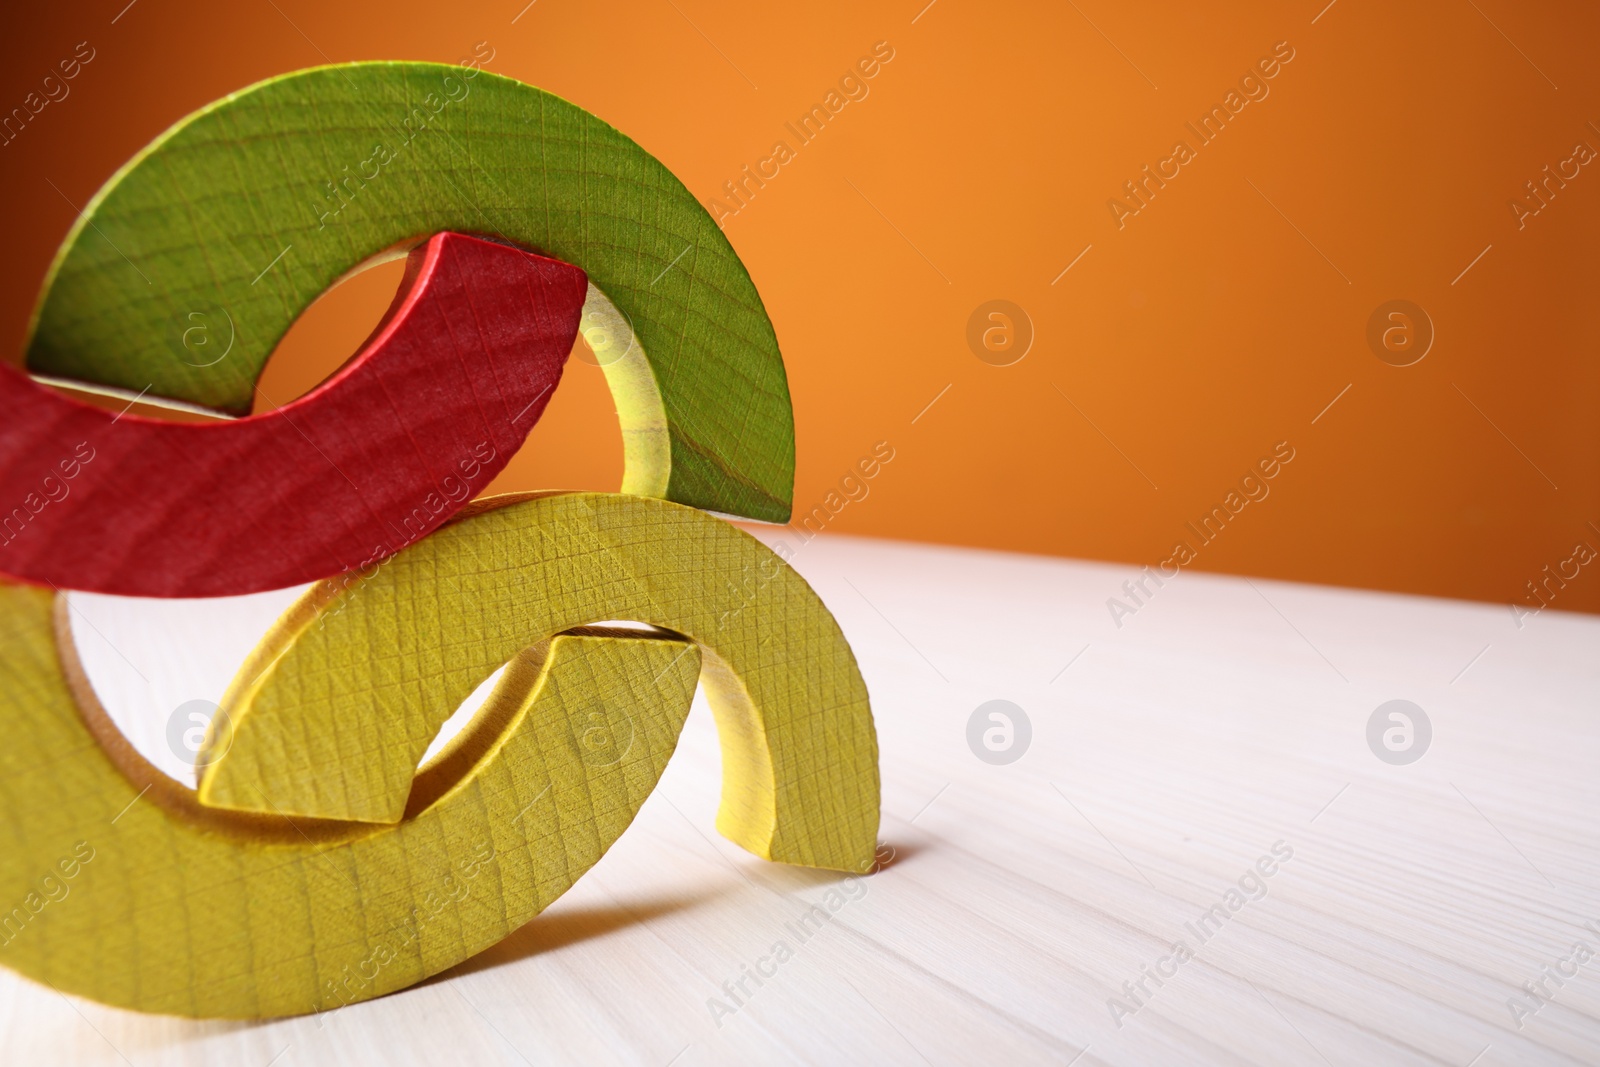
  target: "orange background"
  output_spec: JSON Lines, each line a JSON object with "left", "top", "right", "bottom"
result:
{"left": 3, "top": 0, "right": 1597, "bottom": 614}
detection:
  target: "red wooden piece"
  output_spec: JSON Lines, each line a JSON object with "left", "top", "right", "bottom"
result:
{"left": 0, "top": 232, "right": 587, "bottom": 597}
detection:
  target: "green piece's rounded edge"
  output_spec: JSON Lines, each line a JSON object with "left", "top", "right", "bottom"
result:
{"left": 22, "top": 61, "right": 794, "bottom": 523}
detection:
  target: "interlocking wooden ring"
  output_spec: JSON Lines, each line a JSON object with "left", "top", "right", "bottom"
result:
{"left": 0, "top": 64, "right": 877, "bottom": 1019}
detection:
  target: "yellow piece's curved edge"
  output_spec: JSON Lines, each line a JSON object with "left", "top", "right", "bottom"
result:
{"left": 0, "top": 586, "right": 710, "bottom": 1017}
{"left": 201, "top": 491, "right": 880, "bottom": 874}
{"left": 580, "top": 282, "right": 673, "bottom": 500}
{"left": 0, "top": 493, "right": 878, "bottom": 1017}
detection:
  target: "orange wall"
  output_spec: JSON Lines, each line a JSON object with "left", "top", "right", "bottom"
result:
{"left": 3, "top": 1, "right": 1597, "bottom": 615}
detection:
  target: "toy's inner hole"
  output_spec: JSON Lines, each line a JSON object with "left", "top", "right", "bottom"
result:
{"left": 255, "top": 246, "right": 626, "bottom": 498}
{"left": 414, "top": 620, "right": 661, "bottom": 774}
{"left": 64, "top": 585, "right": 304, "bottom": 790}
{"left": 250, "top": 254, "right": 409, "bottom": 415}
{"left": 63, "top": 587, "right": 670, "bottom": 807}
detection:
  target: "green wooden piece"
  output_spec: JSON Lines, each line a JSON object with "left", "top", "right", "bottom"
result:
{"left": 24, "top": 62, "right": 794, "bottom": 523}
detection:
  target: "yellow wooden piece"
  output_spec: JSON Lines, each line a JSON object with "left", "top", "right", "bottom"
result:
{"left": 0, "top": 592, "right": 703, "bottom": 1017}
{"left": 201, "top": 492, "right": 880, "bottom": 873}
{"left": 0, "top": 491, "right": 879, "bottom": 1018}
{"left": 578, "top": 283, "right": 672, "bottom": 500}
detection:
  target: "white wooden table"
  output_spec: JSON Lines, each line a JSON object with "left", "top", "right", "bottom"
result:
{"left": 4, "top": 532, "right": 1597, "bottom": 1065}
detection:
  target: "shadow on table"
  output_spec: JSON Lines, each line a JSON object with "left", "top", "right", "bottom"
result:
{"left": 116, "top": 841, "right": 923, "bottom": 1029}
{"left": 428, "top": 889, "right": 726, "bottom": 983}
{"left": 428, "top": 841, "right": 922, "bottom": 984}
{"left": 751, "top": 841, "right": 923, "bottom": 891}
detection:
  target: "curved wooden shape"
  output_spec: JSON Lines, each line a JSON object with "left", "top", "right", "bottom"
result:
{"left": 0, "top": 231, "right": 585, "bottom": 597}
{"left": 199, "top": 492, "right": 879, "bottom": 874}
{"left": 26, "top": 63, "right": 795, "bottom": 523}
{"left": 0, "top": 493, "right": 877, "bottom": 1018}
{"left": 0, "top": 584, "right": 704, "bottom": 1018}
{"left": 579, "top": 282, "right": 671, "bottom": 500}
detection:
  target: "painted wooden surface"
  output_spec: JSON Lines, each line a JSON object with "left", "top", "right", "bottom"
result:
{"left": 0, "top": 231, "right": 584, "bottom": 597}
{"left": 24, "top": 61, "right": 795, "bottom": 523}
{"left": 0, "top": 493, "right": 876, "bottom": 1019}
{"left": 4, "top": 532, "right": 1594, "bottom": 1063}
{"left": 197, "top": 492, "right": 879, "bottom": 867}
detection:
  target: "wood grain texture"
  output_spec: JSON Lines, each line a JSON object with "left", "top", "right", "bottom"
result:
{"left": 24, "top": 62, "right": 795, "bottom": 522}
{"left": 0, "top": 493, "right": 877, "bottom": 1019}
{"left": 0, "top": 231, "right": 584, "bottom": 597}
{"left": 0, "top": 581, "right": 706, "bottom": 1018}
{"left": 198, "top": 491, "right": 880, "bottom": 872}
{"left": 4, "top": 534, "right": 1594, "bottom": 1064}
